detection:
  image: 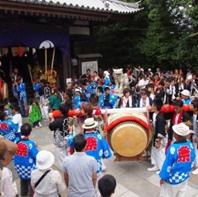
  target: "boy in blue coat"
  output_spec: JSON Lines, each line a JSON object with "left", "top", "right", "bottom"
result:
{"left": 14, "top": 123, "right": 39, "bottom": 197}
{"left": 159, "top": 123, "right": 195, "bottom": 197}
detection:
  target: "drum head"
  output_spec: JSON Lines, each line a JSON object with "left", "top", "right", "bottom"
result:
{"left": 110, "top": 122, "right": 147, "bottom": 157}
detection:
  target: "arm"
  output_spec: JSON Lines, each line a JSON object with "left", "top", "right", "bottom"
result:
{"left": 159, "top": 146, "right": 174, "bottom": 183}
{"left": 64, "top": 172, "right": 69, "bottom": 187}
{"left": 56, "top": 171, "right": 66, "bottom": 194}
{"left": 92, "top": 172, "right": 97, "bottom": 188}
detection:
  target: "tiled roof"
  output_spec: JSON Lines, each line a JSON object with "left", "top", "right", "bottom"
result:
{"left": 9, "top": 0, "right": 140, "bottom": 14}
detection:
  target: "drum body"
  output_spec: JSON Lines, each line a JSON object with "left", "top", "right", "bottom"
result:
{"left": 106, "top": 112, "right": 151, "bottom": 160}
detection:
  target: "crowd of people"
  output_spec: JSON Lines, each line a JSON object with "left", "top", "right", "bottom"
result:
{"left": 0, "top": 65, "right": 198, "bottom": 197}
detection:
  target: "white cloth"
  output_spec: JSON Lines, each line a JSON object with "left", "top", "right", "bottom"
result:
{"left": 12, "top": 113, "right": 22, "bottom": 132}
{"left": 0, "top": 167, "right": 18, "bottom": 197}
{"left": 139, "top": 97, "right": 150, "bottom": 108}
{"left": 120, "top": 96, "right": 132, "bottom": 108}
{"left": 31, "top": 169, "right": 66, "bottom": 197}
{"left": 54, "top": 146, "right": 68, "bottom": 170}
{"left": 151, "top": 146, "right": 166, "bottom": 170}
{"left": 160, "top": 181, "right": 188, "bottom": 197}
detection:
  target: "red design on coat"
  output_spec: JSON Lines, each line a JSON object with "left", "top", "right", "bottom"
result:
{"left": 16, "top": 143, "right": 28, "bottom": 157}
{"left": 177, "top": 146, "right": 191, "bottom": 163}
{"left": 84, "top": 137, "right": 97, "bottom": 151}
{"left": 0, "top": 123, "right": 8, "bottom": 131}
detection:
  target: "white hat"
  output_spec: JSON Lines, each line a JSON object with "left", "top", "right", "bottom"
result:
{"left": 181, "top": 89, "right": 191, "bottom": 97}
{"left": 36, "top": 151, "right": 55, "bottom": 170}
{"left": 75, "top": 88, "right": 82, "bottom": 93}
{"left": 66, "top": 78, "right": 72, "bottom": 83}
{"left": 82, "top": 118, "right": 98, "bottom": 129}
{"left": 104, "top": 71, "right": 110, "bottom": 76}
{"left": 172, "top": 123, "right": 191, "bottom": 136}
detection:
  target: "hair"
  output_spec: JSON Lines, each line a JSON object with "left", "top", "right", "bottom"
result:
{"left": 21, "top": 123, "right": 32, "bottom": 136}
{"left": 173, "top": 99, "right": 183, "bottom": 108}
{"left": 192, "top": 99, "right": 198, "bottom": 109}
{"left": 98, "top": 174, "right": 117, "bottom": 197}
{"left": 11, "top": 104, "right": 20, "bottom": 112}
{"left": 59, "top": 104, "right": 70, "bottom": 117}
{"left": 73, "top": 134, "right": 87, "bottom": 152}
{"left": 153, "top": 99, "right": 163, "bottom": 111}
{"left": 0, "top": 111, "right": 6, "bottom": 121}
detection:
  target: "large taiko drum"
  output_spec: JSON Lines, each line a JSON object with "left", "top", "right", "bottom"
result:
{"left": 106, "top": 112, "right": 152, "bottom": 160}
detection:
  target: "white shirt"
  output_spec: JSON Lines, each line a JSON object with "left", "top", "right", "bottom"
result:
{"left": 0, "top": 167, "right": 17, "bottom": 197}
{"left": 12, "top": 113, "right": 22, "bottom": 132}
{"left": 31, "top": 169, "right": 66, "bottom": 197}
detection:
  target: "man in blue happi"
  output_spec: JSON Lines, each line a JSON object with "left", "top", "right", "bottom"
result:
{"left": 159, "top": 123, "right": 195, "bottom": 197}
{"left": 0, "top": 111, "right": 19, "bottom": 143}
{"left": 17, "top": 77, "right": 28, "bottom": 117}
{"left": 14, "top": 123, "right": 39, "bottom": 197}
{"left": 82, "top": 118, "right": 112, "bottom": 174}
{"left": 98, "top": 86, "right": 117, "bottom": 109}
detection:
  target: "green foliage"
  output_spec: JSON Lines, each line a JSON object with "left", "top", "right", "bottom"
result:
{"left": 74, "top": 0, "right": 198, "bottom": 70}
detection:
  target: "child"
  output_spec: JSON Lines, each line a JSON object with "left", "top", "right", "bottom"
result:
{"left": 14, "top": 123, "right": 39, "bottom": 197}
{"left": 11, "top": 104, "right": 22, "bottom": 133}
{"left": 28, "top": 98, "right": 42, "bottom": 128}
{"left": 31, "top": 150, "right": 66, "bottom": 196}
{"left": 98, "top": 174, "right": 117, "bottom": 197}
{"left": 0, "top": 140, "right": 18, "bottom": 197}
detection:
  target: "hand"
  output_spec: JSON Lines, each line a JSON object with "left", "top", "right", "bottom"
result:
{"left": 160, "top": 179, "right": 165, "bottom": 186}
{"left": 155, "top": 139, "right": 162, "bottom": 149}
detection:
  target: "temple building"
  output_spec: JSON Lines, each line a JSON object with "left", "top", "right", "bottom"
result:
{"left": 0, "top": 0, "right": 139, "bottom": 89}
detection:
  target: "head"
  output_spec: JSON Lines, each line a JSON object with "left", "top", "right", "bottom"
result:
{"left": 140, "top": 89, "right": 148, "bottom": 100}
{"left": 21, "top": 123, "right": 32, "bottom": 137}
{"left": 59, "top": 104, "right": 70, "bottom": 117}
{"left": 105, "top": 87, "right": 110, "bottom": 95}
{"left": 123, "top": 88, "right": 130, "bottom": 97}
{"left": 152, "top": 99, "right": 163, "bottom": 112}
{"left": 173, "top": 99, "right": 183, "bottom": 113}
{"left": 181, "top": 90, "right": 190, "bottom": 100}
{"left": 86, "top": 69, "right": 91, "bottom": 75}
{"left": 172, "top": 123, "right": 191, "bottom": 141}
{"left": 11, "top": 104, "right": 20, "bottom": 114}
{"left": 73, "top": 134, "right": 87, "bottom": 152}
{"left": 0, "top": 111, "right": 6, "bottom": 121}
{"left": 98, "top": 174, "right": 117, "bottom": 197}
{"left": 192, "top": 99, "right": 198, "bottom": 113}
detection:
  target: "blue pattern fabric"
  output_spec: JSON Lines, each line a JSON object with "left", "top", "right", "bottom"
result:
{"left": 83, "top": 132, "right": 112, "bottom": 173}
{"left": 159, "top": 141, "right": 196, "bottom": 185}
{"left": 33, "top": 82, "right": 41, "bottom": 92}
{"left": 98, "top": 93, "right": 118, "bottom": 109}
{"left": 14, "top": 139, "right": 39, "bottom": 180}
{"left": 68, "top": 132, "right": 112, "bottom": 173}
{"left": 0, "top": 120, "right": 19, "bottom": 143}
{"left": 17, "top": 83, "right": 27, "bottom": 100}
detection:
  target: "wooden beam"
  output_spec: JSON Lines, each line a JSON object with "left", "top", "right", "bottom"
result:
{"left": 0, "top": 0, "right": 110, "bottom": 22}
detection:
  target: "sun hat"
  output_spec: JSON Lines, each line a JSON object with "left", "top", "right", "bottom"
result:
{"left": 172, "top": 123, "right": 191, "bottom": 136}
{"left": 75, "top": 88, "right": 82, "bottom": 93}
{"left": 181, "top": 89, "right": 191, "bottom": 97}
{"left": 82, "top": 118, "right": 98, "bottom": 129}
{"left": 36, "top": 150, "right": 55, "bottom": 170}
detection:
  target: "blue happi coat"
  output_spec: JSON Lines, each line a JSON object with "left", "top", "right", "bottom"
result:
{"left": 14, "top": 139, "right": 39, "bottom": 180}
{"left": 159, "top": 140, "right": 196, "bottom": 185}
{"left": 0, "top": 120, "right": 19, "bottom": 143}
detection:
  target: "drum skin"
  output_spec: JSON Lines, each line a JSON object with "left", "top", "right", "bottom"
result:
{"left": 107, "top": 113, "right": 151, "bottom": 159}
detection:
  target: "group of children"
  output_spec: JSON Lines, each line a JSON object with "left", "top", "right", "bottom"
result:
{"left": 0, "top": 119, "right": 116, "bottom": 197}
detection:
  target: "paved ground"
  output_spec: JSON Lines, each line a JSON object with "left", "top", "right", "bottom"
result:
{"left": 17, "top": 123, "right": 198, "bottom": 197}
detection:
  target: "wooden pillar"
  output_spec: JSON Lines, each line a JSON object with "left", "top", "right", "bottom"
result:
{"left": 62, "top": 53, "right": 71, "bottom": 86}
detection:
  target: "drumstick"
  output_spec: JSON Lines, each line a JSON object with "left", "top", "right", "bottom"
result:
{"left": 45, "top": 49, "right": 47, "bottom": 73}
{"left": 51, "top": 48, "right": 55, "bottom": 71}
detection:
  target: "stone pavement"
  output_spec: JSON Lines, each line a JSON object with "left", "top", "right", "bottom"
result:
{"left": 26, "top": 125, "right": 198, "bottom": 197}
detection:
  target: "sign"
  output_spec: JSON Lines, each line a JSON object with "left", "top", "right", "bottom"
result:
{"left": 81, "top": 61, "right": 98, "bottom": 74}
